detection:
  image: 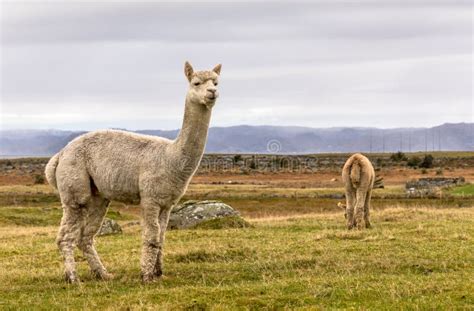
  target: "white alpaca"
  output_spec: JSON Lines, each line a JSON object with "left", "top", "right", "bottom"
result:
{"left": 45, "top": 62, "right": 222, "bottom": 283}
{"left": 340, "top": 153, "right": 375, "bottom": 230}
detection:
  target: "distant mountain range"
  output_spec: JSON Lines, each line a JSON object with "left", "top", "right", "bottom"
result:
{"left": 0, "top": 123, "right": 472, "bottom": 156}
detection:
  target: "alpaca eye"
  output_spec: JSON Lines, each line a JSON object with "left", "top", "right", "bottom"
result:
{"left": 193, "top": 81, "right": 201, "bottom": 86}
{"left": 214, "top": 81, "right": 218, "bottom": 86}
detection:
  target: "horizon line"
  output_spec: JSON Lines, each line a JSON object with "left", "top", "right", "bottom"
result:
{"left": 1, "top": 122, "right": 472, "bottom": 133}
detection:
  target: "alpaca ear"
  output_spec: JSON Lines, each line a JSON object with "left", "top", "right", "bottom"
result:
{"left": 213, "top": 64, "right": 222, "bottom": 75}
{"left": 184, "top": 61, "right": 194, "bottom": 82}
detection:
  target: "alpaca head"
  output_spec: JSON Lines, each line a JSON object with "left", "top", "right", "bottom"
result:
{"left": 184, "top": 61, "right": 221, "bottom": 109}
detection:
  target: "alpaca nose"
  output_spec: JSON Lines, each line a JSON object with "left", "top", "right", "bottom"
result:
{"left": 207, "top": 88, "right": 216, "bottom": 94}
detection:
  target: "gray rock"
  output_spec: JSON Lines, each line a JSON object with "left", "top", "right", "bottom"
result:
{"left": 168, "top": 200, "right": 241, "bottom": 229}
{"left": 97, "top": 218, "right": 122, "bottom": 236}
{"left": 406, "top": 177, "right": 465, "bottom": 190}
{"left": 405, "top": 177, "right": 465, "bottom": 198}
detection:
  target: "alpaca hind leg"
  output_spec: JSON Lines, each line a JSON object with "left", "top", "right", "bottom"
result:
{"left": 55, "top": 160, "right": 91, "bottom": 282}
{"left": 140, "top": 200, "right": 161, "bottom": 282}
{"left": 78, "top": 195, "right": 111, "bottom": 280}
{"left": 364, "top": 189, "right": 372, "bottom": 228}
{"left": 345, "top": 190, "right": 356, "bottom": 230}
{"left": 154, "top": 207, "right": 173, "bottom": 277}
{"left": 354, "top": 189, "right": 367, "bottom": 230}
{"left": 56, "top": 204, "right": 86, "bottom": 283}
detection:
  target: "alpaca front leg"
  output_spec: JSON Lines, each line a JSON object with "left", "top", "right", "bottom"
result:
{"left": 154, "top": 207, "right": 172, "bottom": 278}
{"left": 140, "top": 202, "right": 161, "bottom": 282}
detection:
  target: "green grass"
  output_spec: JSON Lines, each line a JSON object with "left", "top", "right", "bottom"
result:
{"left": 3, "top": 184, "right": 473, "bottom": 210}
{"left": 192, "top": 215, "right": 253, "bottom": 230}
{"left": 0, "top": 205, "right": 473, "bottom": 309}
{"left": 0, "top": 205, "right": 135, "bottom": 227}
{"left": 451, "top": 184, "right": 474, "bottom": 196}
{"left": 0, "top": 206, "right": 63, "bottom": 226}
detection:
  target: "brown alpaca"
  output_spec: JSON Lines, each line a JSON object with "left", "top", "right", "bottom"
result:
{"left": 340, "top": 153, "right": 375, "bottom": 230}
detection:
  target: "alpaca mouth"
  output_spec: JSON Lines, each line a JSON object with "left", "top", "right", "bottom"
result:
{"left": 204, "top": 100, "right": 216, "bottom": 109}
{"left": 205, "top": 97, "right": 217, "bottom": 105}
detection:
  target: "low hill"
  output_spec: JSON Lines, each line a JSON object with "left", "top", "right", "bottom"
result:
{"left": 1, "top": 123, "right": 472, "bottom": 156}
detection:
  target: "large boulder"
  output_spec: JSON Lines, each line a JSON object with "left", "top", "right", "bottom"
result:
{"left": 168, "top": 200, "right": 249, "bottom": 230}
{"left": 97, "top": 218, "right": 123, "bottom": 236}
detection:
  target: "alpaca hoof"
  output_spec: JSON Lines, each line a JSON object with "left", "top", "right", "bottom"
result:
{"left": 65, "top": 271, "right": 79, "bottom": 284}
{"left": 153, "top": 268, "right": 163, "bottom": 278}
{"left": 93, "top": 270, "right": 114, "bottom": 281}
{"left": 141, "top": 273, "right": 157, "bottom": 283}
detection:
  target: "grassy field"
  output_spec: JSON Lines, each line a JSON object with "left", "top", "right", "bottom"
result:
{"left": 1, "top": 164, "right": 473, "bottom": 309}
{"left": 1, "top": 203, "right": 473, "bottom": 309}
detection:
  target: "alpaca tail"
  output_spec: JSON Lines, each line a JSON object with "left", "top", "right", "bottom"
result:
{"left": 45, "top": 153, "right": 60, "bottom": 189}
{"left": 350, "top": 160, "right": 361, "bottom": 188}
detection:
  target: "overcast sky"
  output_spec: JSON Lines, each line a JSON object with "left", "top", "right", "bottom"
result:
{"left": 1, "top": 1, "right": 472, "bottom": 130}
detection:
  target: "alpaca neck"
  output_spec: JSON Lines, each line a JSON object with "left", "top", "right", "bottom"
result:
{"left": 172, "top": 96, "right": 212, "bottom": 175}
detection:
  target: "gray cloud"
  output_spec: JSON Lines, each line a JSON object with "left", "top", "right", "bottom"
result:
{"left": 3, "top": 2, "right": 471, "bottom": 44}
{"left": 1, "top": 1, "right": 472, "bottom": 130}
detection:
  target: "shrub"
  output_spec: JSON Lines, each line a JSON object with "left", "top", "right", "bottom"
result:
{"left": 233, "top": 154, "right": 243, "bottom": 163}
{"left": 390, "top": 151, "right": 407, "bottom": 162}
{"left": 249, "top": 160, "right": 257, "bottom": 170}
{"left": 407, "top": 156, "right": 421, "bottom": 168}
{"left": 436, "top": 168, "right": 443, "bottom": 175}
{"left": 420, "top": 154, "right": 434, "bottom": 168}
{"left": 376, "top": 158, "right": 383, "bottom": 167}
{"left": 421, "top": 168, "right": 428, "bottom": 174}
{"left": 34, "top": 174, "right": 45, "bottom": 184}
